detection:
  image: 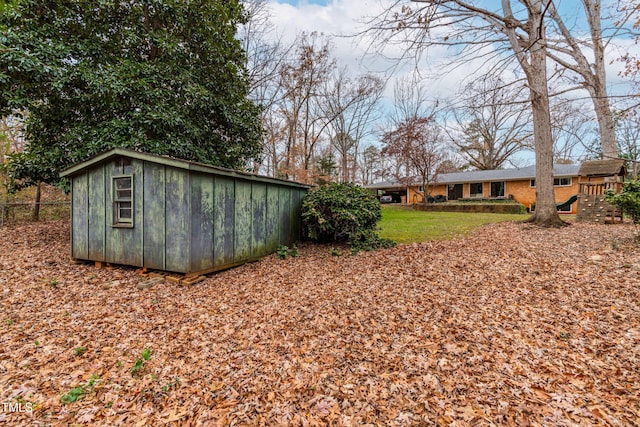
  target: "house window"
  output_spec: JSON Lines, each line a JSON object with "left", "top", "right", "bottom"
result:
{"left": 469, "top": 182, "right": 483, "bottom": 198}
{"left": 448, "top": 184, "right": 463, "bottom": 201}
{"left": 113, "top": 175, "right": 133, "bottom": 227}
{"left": 530, "top": 177, "right": 572, "bottom": 187}
{"left": 530, "top": 179, "right": 536, "bottom": 187}
{"left": 491, "top": 181, "right": 505, "bottom": 198}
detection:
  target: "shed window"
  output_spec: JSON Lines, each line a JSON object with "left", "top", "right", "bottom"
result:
{"left": 113, "top": 176, "right": 133, "bottom": 227}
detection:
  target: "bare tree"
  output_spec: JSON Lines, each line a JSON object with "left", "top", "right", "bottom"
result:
{"left": 366, "top": 0, "right": 564, "bottom": 226}
{"left": 239, "top": 0, "right": 294, "bottom": 175}
{"left": 382, "top": 115, "right": 444, "bottom": 205}
{"left": 549, "top": 98, "right": 593, "bottom": 163}
{"left": 382, "top": 78, "right": 445, "bottom": 204}
{"left": 366, "top": 1, "right": 622, "bottom": 160}
{"left": 358, "top": 144, "right": 384, "bottom": 185}
{"left": 544, "top": 0, "right": 621, "bottom": 159}
{"left": 323, "top": 69, "right": 385, "bottom": 182}
{"left": 278, "top": 32, "right": 336, "bottom": 182}
{"left": 450, "top": 76, "right": 532, "bottom": 170}
{"left": 614, "top": 108, "right": 640, "bottom": 177}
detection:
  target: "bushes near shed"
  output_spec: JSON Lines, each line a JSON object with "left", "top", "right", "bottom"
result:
{"left": 301, "top": 182, "right": 395, "bottom": 252}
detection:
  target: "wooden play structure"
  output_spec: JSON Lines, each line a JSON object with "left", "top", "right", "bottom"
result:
{"left": 575, "top": 159, "right": 627, "bottom": 223}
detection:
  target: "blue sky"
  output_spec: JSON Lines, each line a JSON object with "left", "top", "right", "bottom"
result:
{"left": 266, "top": 0, "right": 637, "bottom": 98}
{"left": 265, "top": 0, "right": 639, "bottom": 164}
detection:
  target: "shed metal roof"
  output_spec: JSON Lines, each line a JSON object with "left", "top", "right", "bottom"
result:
{"left": 366, "top": 163, "right": 581, "bottom": 189}
{"left": 60, "top": 148, "right": 310, "bottom": 188}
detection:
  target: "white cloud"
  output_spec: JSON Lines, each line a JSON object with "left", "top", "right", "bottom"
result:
{"left": 265, "top": 0, "right": 639, "bottom": 99}
{"left": 263, "top": 0, "right": 640, "bottom": 160}
{"left": 263, "top": 1, "right": 517, "bottom": 102}
{"left": 265, "top": 0, "right": 471, "bottom": 106}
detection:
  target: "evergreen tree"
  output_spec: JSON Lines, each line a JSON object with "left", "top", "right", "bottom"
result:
{"left": 0, "top": 0, "right": 263, "bottom": 188}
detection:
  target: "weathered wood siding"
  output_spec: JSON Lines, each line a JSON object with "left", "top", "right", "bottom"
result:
{"left": 69, "top": 154, "right": 306, "bottom": 274}
{"left": 189, "top": 173, "right": 214, "bottom": 273}
{"left": 71, "top": 173, "right": 89, "bottom": 260}
{"left": 87, "top": 167, "right": 106, "bottom": 261}
{"left": 105, "top": 159, "right": 144, "bottom": 267}
{"left": 213, "top": 176, "right": 235, "bottom": 268}
{"left": 142, "top": 162, "right": 166, "bottom": 270}
{"left": 164, "top": 167, "right": 190, "bottom": 272}
{"left": 186, "top": 173, "right": 304, "bottom": 273}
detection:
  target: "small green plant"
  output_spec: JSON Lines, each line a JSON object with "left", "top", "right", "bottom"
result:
{"left": 34, "top": 340, "right": 41, "bottom": 347}
{"left": 74, "top": 346, "right": 88, "bottom": 356}
{"left": 5, "top": 319, "right": 13, "bottom": 326}
{"left": 606, "top": 179, "right": 640, "bottom": 224}
{"left": 160, "top": 377, "right": 181, "bottom": 393}
{"left": 131, "top": 348, "right": 152, "bottom": 376}
{"left": 61, "top": 386, "right": 85, "bottom": 404}
{"left": 276, "top": 245, "right": 288, "bottom": 259}
{"left": 61, "top": 375, "right": 99, "bottom": 404}
{"left": 289, "top": 244, "right": 298, "bottom": 257}
{"left": 276, "top": 244, "right": 298, "bottom": 259}
{"left": 49, "top": 278, "right": 58, "bottom": 288}
{"left": 330, "top": 247, "right": 342, "bottom": 256}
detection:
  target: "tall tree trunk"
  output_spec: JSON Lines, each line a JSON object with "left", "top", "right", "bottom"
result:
{"left": 590, "top": 82, "right": 617, "bottom": 159}
{"left": 584, "top": 0, "right": 617, "bottom": 159}
{"left": 503, "top": 0, "right": 564, "bottom": 227}
{"left": 526, "top": 18, "right": 565, "bottom": 226}
{"left": 546, "top": 0, "right": 617, "bottom": 159}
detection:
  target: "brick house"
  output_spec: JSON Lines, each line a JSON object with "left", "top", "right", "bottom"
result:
{"left": 367, "top": 164, "right": 581, "bottom": 214}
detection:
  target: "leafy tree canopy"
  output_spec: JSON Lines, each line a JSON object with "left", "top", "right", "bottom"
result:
{"left": 0, "top": 0, "right": 263, "bottom": 188}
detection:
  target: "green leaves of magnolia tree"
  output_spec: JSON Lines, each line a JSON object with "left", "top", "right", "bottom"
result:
{"left": 0, "top": 0, "right": 263, "bottom": 189}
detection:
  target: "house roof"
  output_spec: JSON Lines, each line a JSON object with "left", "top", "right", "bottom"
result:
{"left": 578, "top": 159, "right": 626, "bottom": 177}
{"left": 59, "top": 148, "right": 310, "bottom": 188}
{"left": 366, "top": 163, "right": 581, "bottom": 189}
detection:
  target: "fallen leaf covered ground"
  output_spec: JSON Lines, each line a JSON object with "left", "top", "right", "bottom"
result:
{"left": 1, "top": 219, "right": 639, "bottom": 426}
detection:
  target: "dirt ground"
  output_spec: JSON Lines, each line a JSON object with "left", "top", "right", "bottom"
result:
{"left": 0, "top": 219, "right": 639, "bottom": 426}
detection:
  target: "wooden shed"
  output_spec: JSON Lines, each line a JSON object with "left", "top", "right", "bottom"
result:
{"left": 60, "top": 148, "right": 308, "bottom": 275}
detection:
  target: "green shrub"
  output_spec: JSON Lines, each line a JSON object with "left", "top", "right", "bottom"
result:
{"left": 276, "top": 244, "right": 298, "bottom": 259}
{"left": 302, "top": 183, "right": 395, "bottom": 252}
{"left": 606, "top": 179, "right": 640, "bottom": 224}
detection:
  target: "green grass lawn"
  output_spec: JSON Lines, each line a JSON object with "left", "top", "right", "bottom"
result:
{"left": 378, "top": 204, "right": 530, "bottom": 244}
